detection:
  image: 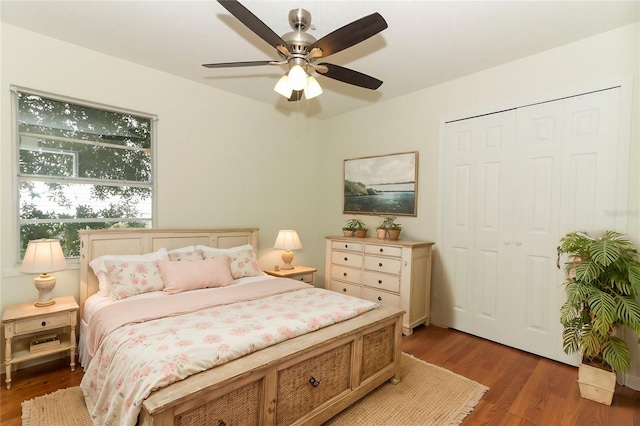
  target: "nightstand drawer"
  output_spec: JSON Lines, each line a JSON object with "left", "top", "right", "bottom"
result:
{"left": 291, "top": 273, "right": 314, "bottom": 284}
{"left": 14, "top": 312, "right": 72, "bottom": 334}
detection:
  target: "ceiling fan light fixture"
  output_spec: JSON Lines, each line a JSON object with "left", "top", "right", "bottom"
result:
{"left": 288, "top": 65, "right": 308, "bottom": 91}
{"left": 304, "top": 76, "right": 323, "bottom": 99}
{"left": 274, "top": 75, "right": 293, "bottom": 98}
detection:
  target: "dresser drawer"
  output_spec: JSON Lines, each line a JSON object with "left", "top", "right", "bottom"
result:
{"left": 364, "top": 244, "right": 402, "bottom": 257}
{"left": 13, "top": 312, "right": 72, "bottom": 334}
{"left": 331, "top": 241, "right": 363, "bottom": 252}
{"left": 330, "top": 280, "right": 361, "bottom": 298}
{"left": 362, "top": 271, "right": 400, "bottom": 293}
{"left": 277, "top": 343, "right": 352, "bottom": 425}
{"left": 331, "top": 251, "right": 363, "bottom": 268}
{"left": 361, "top": 288, "right": 401, "bottom": 308}
{"left": 363, "top": 256, "right": 401, "bottom": 275}
{"left": 330, "top": 265, "right": 362, "bottom": 285}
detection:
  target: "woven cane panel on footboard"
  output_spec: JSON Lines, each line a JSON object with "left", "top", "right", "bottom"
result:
{"left": 175, "top": 379, "right": 262, "bottom": 426}
{"left": 276, "top": 343, "right": 352, "bottom": 425}
{"left": 360, "top": 324, "right": 395, "bottom": 381}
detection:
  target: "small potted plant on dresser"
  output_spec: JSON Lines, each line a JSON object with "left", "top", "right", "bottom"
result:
{"left": 558, "top": 230, "right": 640, "bottom": 405}
{"left": 343, "top": 219, "right": 366, "bottom": 237}
{"left": 378, "top": 216, "right": 402, "bottom": 240}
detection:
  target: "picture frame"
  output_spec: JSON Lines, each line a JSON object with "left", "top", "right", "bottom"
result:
{"left": 343, "top": 151, "right": 418, "bottom": 216}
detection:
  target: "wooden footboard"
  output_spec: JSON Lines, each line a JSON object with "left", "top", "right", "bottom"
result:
{"left": 139, "top": 305, "right": 404, "bottom": 426}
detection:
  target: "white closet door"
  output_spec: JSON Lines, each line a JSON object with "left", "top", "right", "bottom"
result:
{"left": 442, "top": 110, "right": 516, "bottom": 337}
{"left": 442, "top": 87, "right": 625, "bottom": 364}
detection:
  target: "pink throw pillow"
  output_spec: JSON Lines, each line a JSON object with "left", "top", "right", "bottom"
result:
{"left": 158, "top": 255, "right": 233, "bottom": 294}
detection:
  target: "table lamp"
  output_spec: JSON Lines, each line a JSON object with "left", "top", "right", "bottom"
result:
{"left": 20, "top": 239, "right": 67, "bottom": 307}
{"left": 273, "top": 230, "right": 303, "bottom": 270}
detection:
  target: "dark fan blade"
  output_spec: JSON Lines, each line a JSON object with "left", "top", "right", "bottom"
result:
{"left": 317, "top": 63, "right": 382, "bottom": 90}
{"left": 309, "top": 13, "right": 387, "bottom": 58}
{"left": 203, "top": 60, "right": 276, "bottom": 68}
{"left": 288, "top": 90, "right": 303, "bottom": 102}
{"left": 218, "top": 0, "right": 288, "bottom": 50}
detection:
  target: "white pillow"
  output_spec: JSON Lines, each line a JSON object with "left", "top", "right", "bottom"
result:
{"left": 196, "top": 244, "right": 254, "bottom": 255}
{"left": 89, "top": 248, "right": 169, "bottom": 296}
{"left": 167, "top": 245, "right": 196, "bottom": 254}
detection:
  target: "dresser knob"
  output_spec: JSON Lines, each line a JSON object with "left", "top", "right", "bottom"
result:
{"left": 379, "top": 262, "right": 383, "bottom": 267}
{"left": 343, "top": 272, "right": 347, "bottom": 277}
{"left": 342, "top": 288, "right": 347, "bottom": 292}
{"left": 344, "top": 244, "right": 348, "bottom": 248}
{"left": 378, "top": 280, "right": 382, "bottom": 284}
{"left": 378, "top": 296, "right": 382, "bottom": 301}
{"left": 41, "top": 321, "right": 46, "bottom": 327}
{"left": 344, "top": 257, "right": 348, "bottom": 261}
{"left": 379, "top": 248, "right": 384, "bottom": 252}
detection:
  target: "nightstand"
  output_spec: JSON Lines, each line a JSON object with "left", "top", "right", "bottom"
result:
{"left": 264, "top": 266, "right": 317, "bottom": 285}
{"left": 2, "top": 295, "right": 79, "bottom": 389}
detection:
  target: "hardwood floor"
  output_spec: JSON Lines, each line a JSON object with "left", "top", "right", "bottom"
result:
{"left": 1, "top": 325, "right": 638, "bottom": 425}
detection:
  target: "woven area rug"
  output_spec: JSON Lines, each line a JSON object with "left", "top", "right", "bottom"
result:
{"left": 22, "top": 353, "right": 488, "bottom": 426}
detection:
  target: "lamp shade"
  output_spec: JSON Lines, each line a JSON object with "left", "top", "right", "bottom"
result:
{"left": 273, "top": 230, "right": 303, "bottom": 250}
{"left": 304, "top": 76, "right": 323, "bottom": 100}
{"left": 20, "top": 239, "right": 67, "bottom": 274}
{"left": 274, "top": 75, "right": 293, "bottom": 98}
{"left": 287, "top": 65, "right": 308, "bottom": 91}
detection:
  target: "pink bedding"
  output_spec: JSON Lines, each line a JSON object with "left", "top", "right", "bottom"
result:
{"left": 80, "top": 280, "right": 379, "bottom": 425}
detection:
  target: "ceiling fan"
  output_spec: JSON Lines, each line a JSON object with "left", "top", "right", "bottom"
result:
{"left": 203, "top": 0, "right": 388, "bottom": 101}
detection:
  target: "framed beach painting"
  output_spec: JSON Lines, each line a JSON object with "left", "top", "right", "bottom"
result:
{"left": 343, "top": 151, "right": 418, "bottom": 216}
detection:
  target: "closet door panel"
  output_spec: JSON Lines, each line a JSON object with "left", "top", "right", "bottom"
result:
{"left": 442, "top": 122, "right": 476, "bottom": 331}
{"left": 562, "top": 88, "right": 622, "bottom": 232}
{"left": 510, "top": 101, "right": 564, "bottom": 357}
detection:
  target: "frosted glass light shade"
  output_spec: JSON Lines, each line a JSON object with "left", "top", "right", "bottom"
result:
{"left": 288, "top": 65, "right": 308, "bottom": 91}
{"left": 304, "top": 76, "right": 323, "bottom": 99}
{"left": 21, "top": 239, "right": 67, "bottom": 307}
{"left": 274, "top": 75, "right": 293, "bottom": 98}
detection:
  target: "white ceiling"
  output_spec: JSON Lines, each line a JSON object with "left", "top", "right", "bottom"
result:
{"left": 2, "top": 1, "right": 639, "bottom": 120}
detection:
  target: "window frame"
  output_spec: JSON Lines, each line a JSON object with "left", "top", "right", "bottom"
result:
{"left": 11, "top": 86, "right": 158, "bottom": 262}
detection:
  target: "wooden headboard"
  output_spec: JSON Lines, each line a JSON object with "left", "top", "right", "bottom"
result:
{"left": 78, "top": 228, "right": 259, "bottom": 317}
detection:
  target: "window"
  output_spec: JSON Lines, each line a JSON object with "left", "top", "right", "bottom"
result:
{"left": 14, "top": 88, "right": 155, "bottom": 258}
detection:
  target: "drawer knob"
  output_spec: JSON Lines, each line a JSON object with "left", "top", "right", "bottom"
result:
{"left": 379, "top": 248, "right": 384, "bottom": 252}
{"left": 309, "top": 377, "right": 321, "bottom": 387}
{"left": 378, "top": 296, "right": 382, "bottom": 301}
{"left": 342, "top": 288, "right": 347, "bottom": 292}
{"left": 343, "top": 272, "right": 347, "bottom": 277}
{"left": 379, "top": 262, "right": 383, "bottom": 267}
{"left": 41, "top": 321, "right": 47, "bottom": 327}
{"left": 344, "top": 244, "right": 348, "bottom": 248}
{"left": 344, "top": 257, "right": 348, "bottom": 261}
{"left": 378, "top": 279, "right": 383, "bottom": 284}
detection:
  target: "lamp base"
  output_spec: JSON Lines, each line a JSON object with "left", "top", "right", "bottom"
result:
{"left": 34, "top": 274, "right": 56, "bottom": 308}
{"left": 281, "top": 250, "right": 295, "bottom": 270}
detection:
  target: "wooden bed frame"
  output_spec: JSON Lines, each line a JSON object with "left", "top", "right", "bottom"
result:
{"left": 79, "top": 228, "right": 404, "bottom": 426}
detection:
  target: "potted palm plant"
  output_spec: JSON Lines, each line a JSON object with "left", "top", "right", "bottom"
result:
{"left": 558, "top": 230, "right": 640, "bottom": 405}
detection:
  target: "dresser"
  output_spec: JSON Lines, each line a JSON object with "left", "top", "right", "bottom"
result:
{"left": 325, "top": 236, "right": 434, "bottom": 335}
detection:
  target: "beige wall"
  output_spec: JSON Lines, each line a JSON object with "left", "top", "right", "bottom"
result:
{"left": 0, "top": 23, "right": 324, "bottom": 309}
{"left": 320, "top": 22, "right": 639, "bottom": 386}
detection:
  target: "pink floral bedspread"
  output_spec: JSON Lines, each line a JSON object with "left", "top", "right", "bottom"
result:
{"left": 80, "top": 284, "right": 378, "bottom": 426}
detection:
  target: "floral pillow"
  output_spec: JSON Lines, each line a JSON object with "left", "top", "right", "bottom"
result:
{"left": 105, "top": 260, "right": 164, "bottom": 299}
{"left": 168, "top": 250, "right": 204, "bottom": 262}
{"left": 205, "top": 248, "right": 262, "bottom": 279}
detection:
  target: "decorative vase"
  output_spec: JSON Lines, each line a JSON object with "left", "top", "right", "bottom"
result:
{"left": 355, "top": 230, "right": 367, "bottom": 238}
{"left": 376, "top": 229, "right": 387, "bottom": 239}
{"left": 388, "top": 229, "right": 401, "bottom": 240}
{"left": 343, "top": 230, "right": 354, "bottom": 237}
{"left": 577, "top": 363, "right": 616, "bottom": 405}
